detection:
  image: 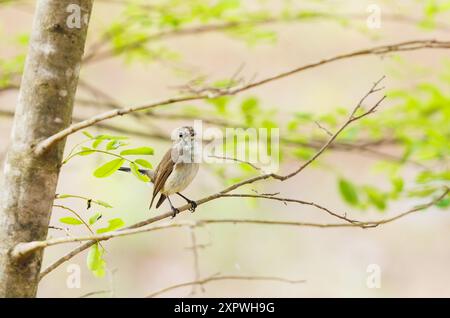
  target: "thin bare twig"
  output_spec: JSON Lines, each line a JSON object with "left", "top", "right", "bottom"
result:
{"left": 146, "top": 274, "right": 306, "bottom": 298}
{"left": 314, "top": 120, "right": 333, "bottom": 137}
{"left": 187, "top": 226, "right": 203, "bottom": 295}
{"left": 79, "top": 290, "right": 111, "bottom": 298}
{"left": 220, "top": 194, "right": 359, "bottom": 224}
{"left": 208, "top": 155, "right": 262, "bottom": 171}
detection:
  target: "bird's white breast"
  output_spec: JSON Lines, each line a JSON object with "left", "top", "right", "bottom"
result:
{"left": 162, "top": 162, "right": 199, "bottom": 195}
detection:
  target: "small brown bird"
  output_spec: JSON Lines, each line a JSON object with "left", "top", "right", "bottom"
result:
{"left": 149, "top": 126, "right": 199, "bottom": 217}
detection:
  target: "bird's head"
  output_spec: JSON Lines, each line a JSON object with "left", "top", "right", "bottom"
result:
{"left": 174, "top": 126, "right": 196, "bottom": 143}
{"left": 171, "top": 126, "right": 199, "bottom": 163}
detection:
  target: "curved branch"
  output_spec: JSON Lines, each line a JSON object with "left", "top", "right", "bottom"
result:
{"left": 1, "top": 107, "right": 412, "bottom": 165}
{"left": 72, "top": 98, "right": 419, "bottom": 165}
{"left": 13, "top": 187, "right": 448, "bottom": 260}
{"left": 13, "top": 190, "right": 357, "bottom": 259}
{"left": 34, "top": 39, "right": 450, "bottom": 155}
{"left": 11, "top": 222, "right": 192, "bottom": 260}
{"left": 36, "top": 187, "right": 448, "bottom": 280}
{"left": 220, "top": 194, "right": 359, "bottom": 224}
{"left": 36, "top": 80, "right": 385, "bottom": 279}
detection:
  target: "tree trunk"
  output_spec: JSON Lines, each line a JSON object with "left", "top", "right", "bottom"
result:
{"left": 0, "top": 0, "right": 93, "bottom": 297}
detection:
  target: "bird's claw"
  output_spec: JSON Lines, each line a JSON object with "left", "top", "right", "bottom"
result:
{"left": 171, "top": 207, "right": 180, "bottom": 218}
{"left": 188, "top": 200, "right": 197, "bottom": 213}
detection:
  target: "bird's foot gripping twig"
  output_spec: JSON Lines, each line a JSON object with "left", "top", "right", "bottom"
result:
{"left": 166, "top": 196, "right": 180, "bottom": 218}
{"left": 171, "top": 207, "right": 180, "bottom": 218}
{"left": 177, "top": 193, "right": 197, "bottom": 213}
{"left": 187, "top": 200, "right": 197, "bottom": 213}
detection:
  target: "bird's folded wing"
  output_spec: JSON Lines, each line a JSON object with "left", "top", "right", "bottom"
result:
{"left": 152, "top": 148, "right": 176, "bottom": 199}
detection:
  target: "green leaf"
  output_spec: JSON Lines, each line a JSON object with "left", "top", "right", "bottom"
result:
{"left": 91, "top": 134, "right": 127, "bottom": 148}
{"left": 82, "top": 131, "right": 94, "bottom": 139}
{"left": 96, "top": 218, "right": 125, "bottom": 234}
{"left": 56, "top": 194, "right": 72, "bottom": 199}
{"left": 87, "top": 243, "right": 106, "bottom": 278}
{"left": 408, "top": 187, "right": 438, "bottom": 198}
{"left": 338, "top": 178, "right": 359, "bottom": 206}
{"left": 89, "top": 213, "right": 102, "bottom": 225}
{"left": 96, "top": 200, "right": 113, "bottom": 208}
{"left": 391, "top": 176, "right": 404, "bottom": 193}
{"left": 241, "top": 97, "right": 259, "bottom": 114}
{"left": 92, "top": 138, "right": 104, "bottom": 149}
{"left": 295, "top": 112, "right": 314, "bottom": 121}
{"left": 106, "top": 140, "right": 120, "bottom": 150}
{"left": 135, "top": 159, "right": 152, "bottom": 168}
{"left": 364, "top": 186, "right": 387, "bottom": 211}
{"left": 206, "top": 96, "right": 230, "bottom": 114}
{"left": 59, "top": 217, "right": 83, "bottom": 225}
{"left": 436, "top": 196, "right": 450, "bottom": 209}
{"left": 93, "top": 158, "right": 125, "bottom": 178}
{"left": 130, "top": 162, "right": 150, "bottom": 182}
{"left": 287, "top": 120, "right": 298, "bottom": 131}
{"left": 78, "top": 147, "right": 95, "bottom": 156}
{"left": 120, "top": 147, "right": 154, "bottom": 155}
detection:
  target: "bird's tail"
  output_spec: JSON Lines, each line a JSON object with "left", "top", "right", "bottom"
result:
{"left": 156, "top": 194, "right": 167, "bottom": 208}
{"left": 149, "top": 194, "right": 166, "bottom": 210}
{"left": 149, "top": 195, "right": 156, "bottom": 210}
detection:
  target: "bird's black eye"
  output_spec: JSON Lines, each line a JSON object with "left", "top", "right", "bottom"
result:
{"left": 179, "top": 133, "right": 183, "bottom": 138}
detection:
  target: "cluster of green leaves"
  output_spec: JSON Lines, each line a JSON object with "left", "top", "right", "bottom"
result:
{"left": 418, "top": 0, "right": 450, "bottom": 29}
{"left": 101, "top": 0, "right": 259, "bottom": 62}
{"left": 87, "top": 243, "right": 106, "bottom": 278}
{"left": 287, "top": 87, "right": 449, "bottom": 211}
{"left": 363, "top": 82, "right": 449, "bottom": 209}
{"left": 336, "top": 177, "right": 401, "bottom": 211}
{"left": 208, "top": 95, "right": 278, "bottom": 129}
{"left": 55, "top": 194, "right": 125, "bottom": 277}
{"left": 173, "top": 67, "right": 449, "bottom": 212}
{"left": 64, "top": 131, "right": 154, "bottom": 182}
{"left": 58, "top": 131, "right": 156, "bottom": 277}
{"left": 93, "top": 0, "right": 450, "bottom": 64}
{"left": 286, "top": 80, "right": 449, "bottom": 211}
{"left": 60, "top": 132, "right": 156, "bottom": 277}
{"left": 98, "top": 0, "right": 336, "bottom": 63}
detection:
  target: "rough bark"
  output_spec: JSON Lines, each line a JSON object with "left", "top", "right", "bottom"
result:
{"left": 0, "top": 0, "right": 93, "bottom": 297}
